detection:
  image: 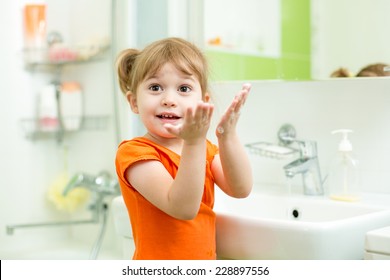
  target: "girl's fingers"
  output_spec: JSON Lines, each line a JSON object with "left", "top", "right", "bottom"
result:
{"left": 216, "top": 84, "right": 251, "bottom": 136}
{"left": 232, "top": 85, "right": 250, "bottom": 113}
{"left": 193, "top": 101, "right": 214, "bottom": 123}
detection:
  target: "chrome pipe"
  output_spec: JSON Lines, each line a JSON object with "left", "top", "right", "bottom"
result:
{"left": 89, "top": 203, "right": 109, "bottom": 259}
{"left": 6, "top": 218, "right": 99, "bottom": 235}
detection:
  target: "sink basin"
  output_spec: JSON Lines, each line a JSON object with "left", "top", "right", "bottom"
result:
{"left": 214, "top": 188, "right": 390, "bottom": 260}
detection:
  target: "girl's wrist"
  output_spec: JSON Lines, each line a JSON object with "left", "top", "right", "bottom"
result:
{"left": 183, "top": 137, "right": 207, "bottom": 147}
{"left": 216, "top": 128, "right": 237, "bottom": 140}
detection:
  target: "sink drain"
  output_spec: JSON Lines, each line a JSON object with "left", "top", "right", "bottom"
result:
{"left": 289, "top": 208, "right": 300, "bottom": 219}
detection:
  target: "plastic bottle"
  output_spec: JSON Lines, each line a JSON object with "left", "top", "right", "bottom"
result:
{"left": 22, "top": 1, "right": 47, "bottom": 62}
{"left": 38, "top": 83, "right": 59, "bottom": 132}
{"left": 23, "top": 1, "right": 47, "bottom": 49}
{"left": 328, "top": 129, "right": 360, "bottom": 202}
{"left": 59, "top": 82, "right": 83, "bottom": 131}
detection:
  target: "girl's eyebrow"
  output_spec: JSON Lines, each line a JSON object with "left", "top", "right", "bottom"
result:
{"left": 178, "top": 72, "right": 197, "bottom": 82}
{"left": 143, "top": 75, "right": 159, "bottom": 83}
{"left": 181, "top": 76, "right": 196, "bottom": 83}
{"left": 145, "top": 73, "right": 197, "bottom": 83}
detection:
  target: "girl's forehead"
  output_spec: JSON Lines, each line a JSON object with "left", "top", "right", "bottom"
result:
{"left": 146, "top": 62, "right": 194, "bottom": 79}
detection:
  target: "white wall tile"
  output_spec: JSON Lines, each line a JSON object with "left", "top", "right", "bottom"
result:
{"left": 210, "top": 78, "right": 390, "bottom": 194}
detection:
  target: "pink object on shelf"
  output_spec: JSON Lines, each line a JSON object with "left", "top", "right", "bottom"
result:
{"left": 48, "top": 45, "right": 79, "bottom": 62}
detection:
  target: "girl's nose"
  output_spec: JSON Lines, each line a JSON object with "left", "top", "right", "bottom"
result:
{"left": 162, "top": 99, "right": 176, "bottom": 107}
{"left": 161, "top": 92, "right": 177, "bottom": 107}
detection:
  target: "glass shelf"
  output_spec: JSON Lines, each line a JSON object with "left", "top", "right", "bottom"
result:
{"left": 23, "top": 45, "right": 110, "bottom": 69}
{"left": 205, "top": 45, "right": 278, "bottom": 58}
{"left": 20, "top": 115, "right": 110, "bottom": 141}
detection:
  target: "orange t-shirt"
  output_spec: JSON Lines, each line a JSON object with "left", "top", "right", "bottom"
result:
{"left": 115, "top": 137, "right": 219, "bottom": 260}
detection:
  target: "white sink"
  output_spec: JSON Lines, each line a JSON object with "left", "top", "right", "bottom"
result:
{"left": 214, "top": 188, "right": 390, "bottom": 260}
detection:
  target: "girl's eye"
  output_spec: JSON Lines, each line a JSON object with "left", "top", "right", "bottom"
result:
{"left": 149, "top": 84, "right": 162, "bottom": 92}
{"left": 178, "top": 85, "right": 191, "bottom": 93}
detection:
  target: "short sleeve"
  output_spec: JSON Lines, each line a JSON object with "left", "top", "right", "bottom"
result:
{"left": 115, "top": 139, "right": 161, "bottom": 186}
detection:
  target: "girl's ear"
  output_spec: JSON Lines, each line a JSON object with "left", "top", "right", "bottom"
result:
{"left": 204, "top": 92, "right": 210, "bottom": 102}
{"left": 126, "top": 91, "right": 139, "bottom": 114}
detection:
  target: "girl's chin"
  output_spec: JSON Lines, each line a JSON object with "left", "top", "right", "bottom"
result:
{"left": 146, "top": 130, "right": 178, "bottom": 140}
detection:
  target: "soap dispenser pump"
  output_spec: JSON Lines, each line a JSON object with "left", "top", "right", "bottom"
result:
{"left": 328, "top": 129, "right": 360, "bottom": 202}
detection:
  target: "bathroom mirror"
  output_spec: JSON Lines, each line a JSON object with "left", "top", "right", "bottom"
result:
{"left": 311, "top": 0, "right": 390, "bottom": 79}
{"left": 124, "top": 0, "right": 390, "bottom": 81}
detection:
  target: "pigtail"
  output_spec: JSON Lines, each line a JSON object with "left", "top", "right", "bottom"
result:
{"left": 116, "top": 49, "right": 140, "bottom": 94}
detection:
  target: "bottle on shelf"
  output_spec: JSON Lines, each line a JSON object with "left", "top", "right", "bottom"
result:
{"left": 59, "top": 81, "right": 83, "bottom": 131}
{"left": 37, "top": 83, "right": 59, "bottom": 132}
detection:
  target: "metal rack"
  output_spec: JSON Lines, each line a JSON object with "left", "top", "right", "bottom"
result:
{"left": 20, "top": 42, "right": 110, "bottom": 142}
{"left": 23, "top": 45, "right": 109, "bottom": 70}
{"left": 20, "top": 115, "right": 110, "bottom": 141}
{"left": 246, "top": 141, "right": 298, "bottom": 159}
{"left": 245, "top": 124, "right": 299, "bottom": 160}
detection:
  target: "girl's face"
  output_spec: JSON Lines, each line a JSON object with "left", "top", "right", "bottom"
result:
{"left": 128, "top": 62, "right": 205, "bottom": 140}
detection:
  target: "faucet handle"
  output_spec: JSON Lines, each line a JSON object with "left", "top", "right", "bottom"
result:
{"left": 94, "top": 170, "right": 120, "bottom": 195}
{"left": 63, "top": 173, "right": 95, "bottom": 196}
{"left": 278, "top": 124, "right": 296, "bottom": 146}
{"left": 277, "top": 124, "right": 318, "bottom": 159}
{"left": 295, "top": 140, "right": 318, "bottom": 159}
{"left": 277, "top": 125, "right": 317, "bottom": 158}
{"left": 277, "top": 124, "right": 316, "bottom": 158}
{"left": 95, "top": 171, "right": 111, "bottom": 185}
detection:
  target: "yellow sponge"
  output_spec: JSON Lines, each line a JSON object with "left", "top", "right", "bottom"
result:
{"left": 47, "top": 172, "right": 90, "bottom": 212}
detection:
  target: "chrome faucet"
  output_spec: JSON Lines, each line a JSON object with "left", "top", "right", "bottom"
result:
{"left": 62, "top": 170, "right": 120, "bottom": 222}
{"left": 6, "top": 170, "right": 120, "bottom": 259}
{"left": 63, "top": 173, "right": 95, "bottom": 195}
{"left": 63, "top": 170, "right": 119, "bottom": 196}
{"left": 283, "top": 140, "right": 324, "bottom": 195}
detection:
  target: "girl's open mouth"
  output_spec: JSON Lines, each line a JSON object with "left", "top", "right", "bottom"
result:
{"left": 157, "top": 114, "right": 181, "bottom": 120}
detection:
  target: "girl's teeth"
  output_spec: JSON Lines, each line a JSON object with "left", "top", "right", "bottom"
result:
{"left": 160, "top": 114, "right": 178, "bottom": 119}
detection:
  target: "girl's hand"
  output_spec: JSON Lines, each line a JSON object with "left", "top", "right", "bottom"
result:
{"left": 164, "top": 101, "right": 214, "bottom": 144}
{"left": 216, "top": 83, "right": 251, "bottom": 137}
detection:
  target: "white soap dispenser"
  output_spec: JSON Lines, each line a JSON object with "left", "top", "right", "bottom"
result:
{"left": 328, "top": 129, "right": 360, "bottom": 202}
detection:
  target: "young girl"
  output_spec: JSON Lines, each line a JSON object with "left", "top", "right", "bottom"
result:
{"left": 115, "top": 37, "right": 252, "bottom": 260}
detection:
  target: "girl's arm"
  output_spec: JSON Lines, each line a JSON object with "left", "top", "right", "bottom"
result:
{"left": 126, "top": 102, "right": 214, "bottom": 220}
{"left": 212, "top": 84, "right": 253, "bottom": 198}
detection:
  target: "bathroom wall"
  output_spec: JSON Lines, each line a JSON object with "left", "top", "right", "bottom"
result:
{"left": 209, "top": 78, "right": 390, "bottom": 195}
{"left": 0, "top": 0, "right": 123, "bottom": 257}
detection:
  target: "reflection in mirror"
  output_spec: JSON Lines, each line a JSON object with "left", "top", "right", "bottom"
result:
{"left": 131, "top": 0, "right": 390, "bottom": 81}
{"left": 312, "top": 0, "right": 390, "bottom": 79}
{"left": 204, "top": 0, "right": 281, "bottom": 58}
{"left": 203, "top": 0, "right": 310, "bottom": 81}
{"left": 134, "top": 0, "right": 311, "bottom": 81}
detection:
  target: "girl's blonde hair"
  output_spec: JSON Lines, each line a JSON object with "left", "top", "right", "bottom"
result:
{"left": 116, "top": 37, "right": 209, "bottom": 99}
